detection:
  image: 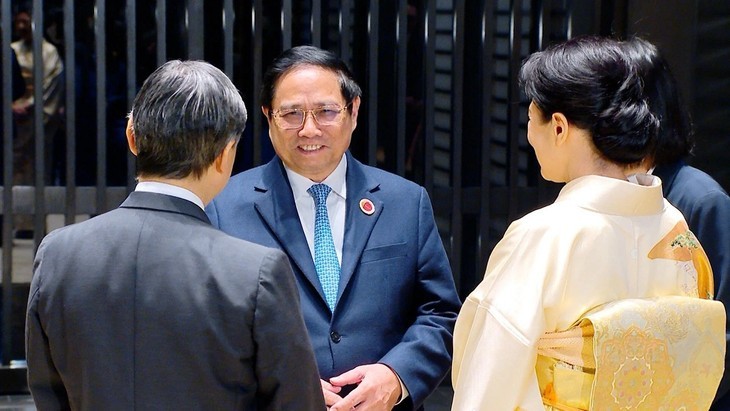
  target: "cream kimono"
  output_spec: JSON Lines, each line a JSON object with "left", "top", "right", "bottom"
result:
{"left": 452, "top": 174, "right": 718, "bottom": 410}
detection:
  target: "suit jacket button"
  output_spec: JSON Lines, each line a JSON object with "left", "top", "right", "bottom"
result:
{"left": 330, "top": 331, "right": 341, "bottom": 343}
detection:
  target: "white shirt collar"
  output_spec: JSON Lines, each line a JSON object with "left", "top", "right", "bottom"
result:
{"left": 284, "top": 154, "right": 348, "bottom": 201}
{"left": 134, "top": 181, "right": 206, "bottom": 210}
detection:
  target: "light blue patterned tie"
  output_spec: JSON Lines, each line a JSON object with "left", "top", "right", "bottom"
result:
{"left": 308, "top": 184, "right": 340, "bottom": 312}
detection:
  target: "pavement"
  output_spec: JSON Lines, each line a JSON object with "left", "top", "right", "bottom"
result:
{"left": 0, "top": 387, "right": 453, "bottom": 409}
{"left": 0, "top": 395, "right": 35, "bottom": 410}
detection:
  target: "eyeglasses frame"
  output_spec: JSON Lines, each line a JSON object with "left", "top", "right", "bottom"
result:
{"left": 270, "top": 102, "right": 354, "bottom": 130}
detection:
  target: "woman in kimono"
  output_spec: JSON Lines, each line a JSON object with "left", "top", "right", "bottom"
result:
{"left": 451, "top": 35, "right": 721, "bottom": 410}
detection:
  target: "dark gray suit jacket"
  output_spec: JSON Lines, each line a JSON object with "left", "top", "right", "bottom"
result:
{"left": 26, "top": 191, "right": 325, "bottom": 411}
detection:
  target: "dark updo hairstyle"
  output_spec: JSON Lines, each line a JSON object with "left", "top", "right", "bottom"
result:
{"left": 620, "top": 37, "right": 693, "bottom": 166}
{"left": 519, "top": 35, "right": 659, "bottom": 165}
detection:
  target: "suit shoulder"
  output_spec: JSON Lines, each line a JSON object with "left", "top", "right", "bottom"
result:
{"left": 357, "top": 162, "right": 424, "bottom": 193}
{"left": 673, "top": 166, "right": 728, "bottom": 194}
{"left": 666, "top": 165, "right": 730, "bottom": 208}
{"left": 212, "top": 165, "right": 267, "bottom": 203}
{"left": 41, "top": 208, "right": 125, "bottom": 243}
{"left": 229, "top": 164, "right": 267, "bottom": 184}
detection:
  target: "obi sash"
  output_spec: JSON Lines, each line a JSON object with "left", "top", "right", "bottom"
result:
{"left": 536, "top": 296, "right": 725, "bottom": 410}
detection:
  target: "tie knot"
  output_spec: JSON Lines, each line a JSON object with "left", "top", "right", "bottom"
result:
{"left": 308, "top": 184, "right": 331, "bottom": 206}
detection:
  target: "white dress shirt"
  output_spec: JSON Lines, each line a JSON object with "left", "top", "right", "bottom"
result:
{"left": 285, "top": 155, "right": 347, "bottom": 264}
{"left": 284, "top": 155, "right": 410, "bottom": 402}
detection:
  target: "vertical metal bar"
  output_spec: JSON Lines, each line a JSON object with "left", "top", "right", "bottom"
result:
{"left": 253, "top": 0, "right": 263, "bottom": 165}
{"left": 187, "top": 0, "right": 204, "bottom": 59}
{"left": 126, "top": 0, "right": 137, "bottom": 189}
{"left": 423, "top": 0, "right": 435, "bottom": 194}
{"left": 537, "top": 0, "right": 549, "bottom": 50}
{"left": 507, "top": 0, "right": 523, "bottom": 222}
{"left": 224, "top": 0, "right": 235, "bottom": 78}
{"left": 367, "top": 0, "right": 379, "bottom": 166}
{"left": 340, "top": 0, "right": 352, "bottom": 66}
{"left": 536, "top": 0, "right": 555, "bottom": 205}
{"left": 65, "top": 0, "right": 77, "bottom": 225}
{"left": 156, "top": 0, "right": 167, "bottom": 66}
{"left": 96, "top": 0, "right": 107, "bottom": 211}
{"left": 312, "top": 0, "right": 321, "bottom": 47}
{"left": 32, "top": 0, "right": 45, "bottom": 248}
{"left": 451, "top": 0, "right": 465, "bottom": 294}
{"left": 396, "top": 0, "right": 407, "bottom": 177}
{"left": 479, "top": 0, "right": 495, "bottom": 273}
{"left": 1, "top": 0, "right": 13, "bottom": 365}
{"left": 282, "top": 0, "right": 292, "bottom": 51}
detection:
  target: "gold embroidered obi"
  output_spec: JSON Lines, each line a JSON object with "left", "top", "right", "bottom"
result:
{"left": 536, "top": 296, "right": 725, "bottom": 410}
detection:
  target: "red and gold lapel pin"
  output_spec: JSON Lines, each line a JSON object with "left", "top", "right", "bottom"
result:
{"left": 359, "top": 198, "right": 375, "bottom": 215}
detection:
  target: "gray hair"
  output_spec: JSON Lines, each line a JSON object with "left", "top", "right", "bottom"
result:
{"left": 131, "top": 60, "right": 247, "bottom": 179}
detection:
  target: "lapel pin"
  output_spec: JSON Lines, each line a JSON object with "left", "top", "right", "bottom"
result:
{"left": 359, "top": 198, "right": 375, "bottom": 215}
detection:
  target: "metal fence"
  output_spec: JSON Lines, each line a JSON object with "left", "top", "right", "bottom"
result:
{"left": 0, "top": 0, "right": 619, "bottom": 367}
{"left": 0, "top": 0, "right": 596, "bottom": 370}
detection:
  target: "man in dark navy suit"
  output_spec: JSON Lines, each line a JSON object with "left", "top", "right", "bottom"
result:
{"left": 208, "top": 46, "right": 461, "bottom": 411}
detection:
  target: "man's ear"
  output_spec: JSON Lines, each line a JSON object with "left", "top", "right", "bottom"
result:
{"left": 262, "top": 106, "right": 277, "bottom": 142}
{"left": 551, "top": 112, "right": 569, "bottom": 146}
{"left": 126, "top": 117, "right": 138, "bottom": 156}
{"left": 349, "top": 96, "right": 361, "bottom": 131}
{"left": 214, "top": 140, "right": 237, "bottom": 173}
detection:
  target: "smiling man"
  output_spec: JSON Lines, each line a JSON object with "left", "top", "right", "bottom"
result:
{"left": 207, "top": 45, "right": 461, "bottom": 411}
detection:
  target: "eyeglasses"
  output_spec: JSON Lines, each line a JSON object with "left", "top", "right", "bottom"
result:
{"left": 271, "top": 103, "right": 352, "bottom": 130}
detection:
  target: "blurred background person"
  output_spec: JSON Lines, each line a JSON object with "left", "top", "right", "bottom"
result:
{"left": 0, "top": 45, "right": 26, "bottom": 361}
{"left": 11, "top": 5, "right": 64, "bottom": 187}
{"left": 10, "top": 4, "right": 64, "bottom": 239}
{"left": 1, "top": 46, "right": 26, "bottom": 134}
{"left": 1, "top": 46, "right": 26, "bottom": 178}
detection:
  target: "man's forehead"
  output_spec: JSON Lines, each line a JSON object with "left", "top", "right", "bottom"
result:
{"left": 272, "top": 66, "right": 344, "bottom": 105}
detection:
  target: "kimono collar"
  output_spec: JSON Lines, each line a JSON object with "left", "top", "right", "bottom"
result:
{"left": 555, "top": 174, "right": 665, "bottom": 216}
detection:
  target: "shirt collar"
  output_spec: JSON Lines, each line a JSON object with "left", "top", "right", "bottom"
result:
{"left": 134, "top": 181, "right": 206, "bottom": 210}
{"left": 285, "top": 154, "right": 348, "bottom": 201}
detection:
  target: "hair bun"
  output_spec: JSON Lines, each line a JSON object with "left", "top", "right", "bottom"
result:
{"left": 593, "top": 72, "right": 660, "bottom": 164}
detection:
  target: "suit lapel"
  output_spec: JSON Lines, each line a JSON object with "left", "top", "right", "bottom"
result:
{"left": 254, "top": 159, "right": 325, "bottom": 301}
{"left": 339, "top": 154, "right": 382, "bottom": 301}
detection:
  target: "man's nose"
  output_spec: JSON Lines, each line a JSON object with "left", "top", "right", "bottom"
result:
{"left": 299, "top": 111, "right": 321, "bottom": 136}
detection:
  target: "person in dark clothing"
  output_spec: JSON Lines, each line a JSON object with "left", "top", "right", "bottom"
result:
{"left": 1, "top": 47, "right": 26, "bottom": 153}
{"left": 0, "top": 47, "right": 26, "bottom": 362}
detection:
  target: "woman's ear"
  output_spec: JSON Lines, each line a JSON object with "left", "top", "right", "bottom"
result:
{"left": 551, "top": 112, "right": 569, "bottom": 146}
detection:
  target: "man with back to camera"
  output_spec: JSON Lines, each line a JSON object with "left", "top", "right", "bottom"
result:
{"left": 25, "top": 59, "right": 325, "bottom": 410}
{"left": 207, "top": 45, "right": 461, "bottom": 411}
